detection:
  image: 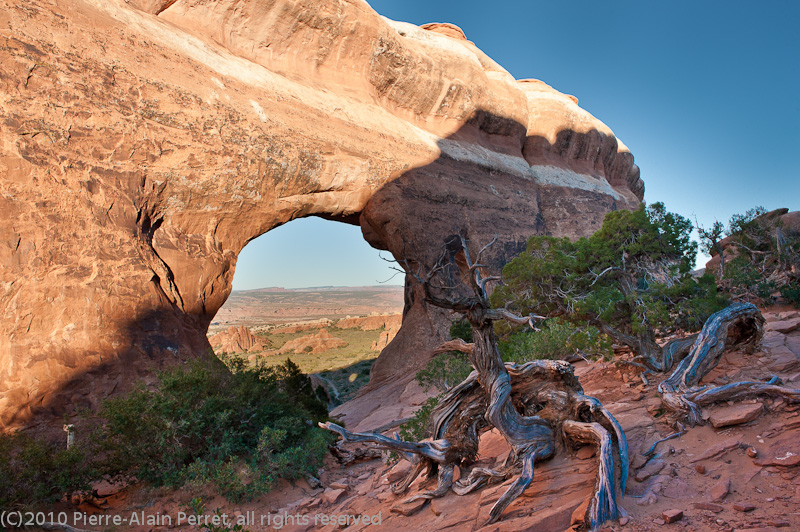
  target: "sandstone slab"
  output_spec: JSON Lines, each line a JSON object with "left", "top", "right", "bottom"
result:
{"left": 635, "top": 458, "right": 666, "bottom": 482}
{"left": 693, "top": 502, "right": 724, "bottom": 513}
{"left": 767, "top": 319, "right": 800, "bottom": 334}
{"left": 766, "top": 347, "right": 800, "bottom": 372}
{"left": 322, "top": 488, "right": 346, "bottom": 505}
{"left": 709, "top": 478, "right": 730, "bottom": 502}
{"left": 709, "top": 403, "right": 763, "bottom": 428}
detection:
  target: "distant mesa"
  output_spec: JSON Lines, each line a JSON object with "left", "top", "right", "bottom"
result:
{"left": 278, "top": 330, "right": 348, "bottom": 355}
{"left": 271, "top": 319, "right": 334, "bottom": 335}
{"left": 336, "top": 313, "right": 402, "bottom": 331}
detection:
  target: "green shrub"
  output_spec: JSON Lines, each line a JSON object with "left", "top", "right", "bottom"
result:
{"left": 492, "top": 203, "right": 726, "bottom": 363}
{"left": 89, "top": 357, "right": 333, "bottom": 500}
{"left": 708, "top": 206, "right": 800, "bottom": 306}
{"left": 402, "top": 319, "right": 475, "bottom": 445}
{"left": 781, "top": 281, "right": 800, "bottom": 307}
{"left": 415, "top": 352, "right": 472, "bottom": 393}
{"left": 0, "top": 432, "right": 93, "bottom": 510}
{"left": 414, "top": 319, "right": 474, "bottom": 394}
{"left": 398, "top": 396, "right": 440, "bottom": 442}
{"left": 449, "top": 319, "right": 473, "bottom": 342}
{"left": 0, "top": 356, "right": 335, "bottom": 509}
{"left": 499, "top": 318, "right": 613, "bottom": 363}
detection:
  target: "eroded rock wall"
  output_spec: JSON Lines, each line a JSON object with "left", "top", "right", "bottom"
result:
{"left": 0, "top": 0, "right": 642, "bottom": 428}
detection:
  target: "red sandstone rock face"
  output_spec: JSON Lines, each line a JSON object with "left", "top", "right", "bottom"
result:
{"left": 0, "top": 0, "right": 643, "bottom": 428}
{"left": 208, "top": 326, "right": 270, "bottom": 355}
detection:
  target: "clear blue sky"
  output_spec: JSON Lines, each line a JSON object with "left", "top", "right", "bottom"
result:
{"left": 232, "top": 0, "right": 799, "bottom": 290}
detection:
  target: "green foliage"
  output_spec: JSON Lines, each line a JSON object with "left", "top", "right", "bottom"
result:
{"left": 415, "top": 319, "right": 474, "bottom": 393}
{"left": 781, "top": 282, "right": 800, "bottom": 306}
{"left": 493, "top": 203, "right": 726, "bottom": 354}
{"left": 498, "top": 318, "right": 612, "bottom": 363}
{"left": 710, "top": 206, "right": 800, "bottom": 306}
{"left": 0, "top": 357, "right": 334, "bottom": 509}
{"left": 415, "top": 352, "right": 472, "bottom": 393}
{"left": 449, "top": 319, "right": 473, "bottom": 342}
{"left": 0, "top": 432, "right": 93, "bottom": 510}
{"left": 90, "top": 357, "right": 333, "bottom": 501}
{"left": 727, "top": 206, "right": 768, "bottom": 236}
{"left": 697, "top": 220, "right": 726, "bottom": 258}
{"left": 403, "top": 319, "right": 476, "bottom": 445}
{"left": 398, "top": 396, "right": 440, "bottom": 442}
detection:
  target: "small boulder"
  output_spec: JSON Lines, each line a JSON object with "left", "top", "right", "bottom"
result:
{"left": 91, "top": 478, "right": 127, "bottom": 498}
{"left": 693, "top": 502, "right": 724, "bottom": 513}
{"left": 709, "top": 478, "right": 730, "bottom": 502}
{"left": 322, "top": 488, "right": 346, "bottom": 504}
{"left": 391, "top": 498, "right": 426, "bottom": 516}
{"left": 386, "top": 460, "right": 411, "bottom": 483}
{"left": 662, "top": 509, "right": 683, "bottom": 523}
{"left": 570, "top": 498, "right": 591, "bottom": 526}
{"left": 329, "top": 479, "right": 349, "bottom": 490}
{"left": 708, "top": 403, "right": 763, "bottom": 428}
{"left": 767, "top": 318, "right": 800, "bottom": 334}
{"left": 635, "top": 458, "right": 665, "bottom": 482}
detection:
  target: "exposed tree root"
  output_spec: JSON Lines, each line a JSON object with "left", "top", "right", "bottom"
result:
{"left": 598, "top": 325, "right": 698, "bottom": 373}
{"left": 658, "top": 302, "right": 800, "bottom": 424}
{"left": 322, "top": 360, "right": 628, "bottom": 530}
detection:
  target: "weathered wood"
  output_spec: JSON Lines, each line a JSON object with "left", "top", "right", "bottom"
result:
{"left": 689, "top": 381, "right": 800, "bottom": 406}
{"left": 432, "top": 338, "right": 474, "bottom": 356}
{"left": 322, "top": 236, "right": 627, "bottom": 530}
{"left": 563, "top": 421, "right": 622, "bottom": 528}
{"left": 656, "top": 302, "right": 800, "bottom": 424}
{"left": 323, "top": 358, "right": 628, "bottom": 528}
{"left": 319, "top": 422, "right": 451, "bottom": 463}
{"left": 599, "top": 324, "right": 697, "bottom": 373}
{"left": 663, "top": 302, "right": 764, "bottom": 390}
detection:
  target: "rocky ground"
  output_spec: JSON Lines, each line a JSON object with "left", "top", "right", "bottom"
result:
{"left": 50, "top": 308, "right": 800, "bottom": 532}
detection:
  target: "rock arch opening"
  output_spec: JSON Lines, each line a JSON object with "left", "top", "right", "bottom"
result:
{"left": 230, "top": 217, "right": 403, "bottom": 293}
{"left": 205, "top": 216, "right": 407, "bottom": 408}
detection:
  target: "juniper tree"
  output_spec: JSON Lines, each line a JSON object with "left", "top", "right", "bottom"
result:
{"left": 492, "top": 203, "right": 726, "bottom": 372}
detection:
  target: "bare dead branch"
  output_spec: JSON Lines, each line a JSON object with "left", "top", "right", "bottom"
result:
{"left": 433, "top": 339, "right": 475, "bottom": 356}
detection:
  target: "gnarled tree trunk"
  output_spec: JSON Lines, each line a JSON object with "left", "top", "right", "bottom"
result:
{"left": 322, "top": 236, "right": 628, "bottom": 531}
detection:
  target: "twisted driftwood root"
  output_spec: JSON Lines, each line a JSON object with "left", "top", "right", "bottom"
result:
{"left": 323, "top": 235, "right": 627, "bottom": 531}
{"left": 322, "top": 360, "right": 628, "bottom": 530}
{"left": 658, "top": 302, "right": 800, "bottom": 424}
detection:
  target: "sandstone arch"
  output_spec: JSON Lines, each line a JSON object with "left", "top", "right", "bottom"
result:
{"left": 0, "top": 0, "right": 642, "bottom": 429}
